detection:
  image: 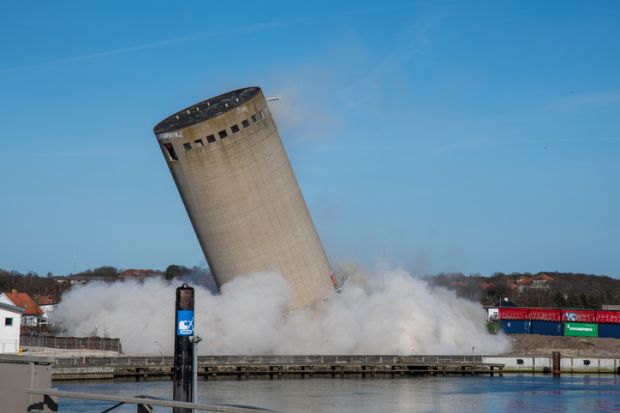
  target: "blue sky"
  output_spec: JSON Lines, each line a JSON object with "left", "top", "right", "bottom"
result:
{"left": 1, "top": 1, "right": 619, "bottom": 277}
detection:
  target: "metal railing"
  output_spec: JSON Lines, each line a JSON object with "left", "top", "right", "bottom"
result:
{"left": 27, "top": 389, "right": 279, "bottom": 413}
{"left": 0, "top": 339, "right": 19, "bottom": 353}
{"left": 53, "top": 354, "right": 484, "bottom": 367}
{"left": 21, "top": 335, "right": 122, "bottom": 352}
{"left": 197, "top": 355, "right": 484, "bottom": 365}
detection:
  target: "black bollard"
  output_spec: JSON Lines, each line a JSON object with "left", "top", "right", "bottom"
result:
{"left": 173, "top": 284, "right": 194, "bottom": 413}
{"left": 552, "top": 351, "right": 561, "bottom": 377}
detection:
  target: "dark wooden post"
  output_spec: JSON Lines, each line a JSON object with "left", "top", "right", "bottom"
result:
{"left": 552, "top": 351, "right": 561, "bottom": 377}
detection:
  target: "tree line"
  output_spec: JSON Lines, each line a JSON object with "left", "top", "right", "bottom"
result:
{"left": 426, "top": 271, "right": 620, "bottom": 308}
{"left": 2, "top": 267, "right": 619, "bottom": 309}
{"left": 0, "top": 264, "right": 219, "bottom": 300}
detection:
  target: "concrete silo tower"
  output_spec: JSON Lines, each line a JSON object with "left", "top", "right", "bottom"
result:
{"left": 154, "top": 87, "right": 336, "bottom": 310}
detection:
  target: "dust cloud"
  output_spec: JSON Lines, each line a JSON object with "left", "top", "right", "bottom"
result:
{"left": 51, "top": 267, "right": 510, "bottom": 355}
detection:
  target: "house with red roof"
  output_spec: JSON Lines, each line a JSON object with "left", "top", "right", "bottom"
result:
{"left": 0, "top": 290, "right": 44, "bottom": 327}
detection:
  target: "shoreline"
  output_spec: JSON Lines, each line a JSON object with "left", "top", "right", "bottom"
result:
{"left": 14, "top": 351, "right": 620, "bottom": 380}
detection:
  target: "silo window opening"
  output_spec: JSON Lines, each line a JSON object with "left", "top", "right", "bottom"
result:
{"left": 218, "top": 130, "right": 228, "bottom": 139}
{"left": 194, "top": 139, "right": 204, "bottom": 147}
{"left": 207, "top": 134, "right": 216, "bottom": 143}
{"left": 251, "top": 114, "right": 257, "bottom": 123}
{"left": 163, "top": 143, "right": 178, "bottom": 161}
{"left": 242, "top": 119, "right": 250, "bottom": 128}
{"left": 5, "top": 317, "right": 12, "bottom": 326}
{"left": 231, "top": 124, "right": 240, "bottom": 134}
{"left": 183, "top": 142, "right": 192, "bottom": 151}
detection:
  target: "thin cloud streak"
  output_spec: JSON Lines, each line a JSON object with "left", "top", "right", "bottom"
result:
{"left": 0, "top": 20, "right": 290, "bottom": 74}
{"left": 338, "top": 13, "right": 443, "bottom": 108}
{"left": 1, "top": 2, "right": 441, "bottom": 75}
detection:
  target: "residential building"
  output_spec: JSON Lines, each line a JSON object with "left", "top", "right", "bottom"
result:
{"left": 0, "top": 290, "right": 44, "bottom": 327}
{"left": 34, "top": 295, "right": 58, "bottom": 325}
{"left": 0, "top": 302, "right": 22, "bottom": 352}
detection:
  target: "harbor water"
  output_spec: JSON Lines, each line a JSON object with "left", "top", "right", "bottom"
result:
{"left": 57, "top": 374, "right": 620, "bottom": 413}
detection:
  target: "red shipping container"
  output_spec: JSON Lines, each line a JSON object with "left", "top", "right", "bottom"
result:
{"left": 499, "top": 307, "right": 529, "bottom": 320}
{"left": 596, "top": 311, "right": 620, "bottom": 324}
{"left": 561, "top": 309, "right": 596, "bottom": 323}
{"left": 528, "top": 308, "right": 561, "bottom": 321}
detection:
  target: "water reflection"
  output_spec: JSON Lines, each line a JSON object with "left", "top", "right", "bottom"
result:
{"left": 56, "top": 375, "right": 620, "bottom": 413}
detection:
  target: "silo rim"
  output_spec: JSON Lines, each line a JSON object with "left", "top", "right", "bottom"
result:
{"left": 154, "top": 87, "right": 261, "bottom": 135}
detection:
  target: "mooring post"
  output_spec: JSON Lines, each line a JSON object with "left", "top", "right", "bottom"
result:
{"left": 552, "top": 351, "right": 561, "bottom": 377}
{"left": 173, "top": 284, "right": 194, "bottom": 413}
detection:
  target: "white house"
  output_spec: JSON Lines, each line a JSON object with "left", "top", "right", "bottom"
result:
{"left": 0, "top": 302, "right": 23, "bottom": 353}
{"left": 0, "top": 290, "right": 43, "bottom": 327}
{"left": 34, "top": 296, "right": 58, "bottom": 326}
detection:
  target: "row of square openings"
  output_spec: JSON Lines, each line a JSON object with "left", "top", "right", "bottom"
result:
{"left": 163, "top": 109, "right": 266, "bottom": 161}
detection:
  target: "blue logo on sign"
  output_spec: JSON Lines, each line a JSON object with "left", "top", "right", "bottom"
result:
{"left": 177, "top": 310, "right": 194, "bottom": 336}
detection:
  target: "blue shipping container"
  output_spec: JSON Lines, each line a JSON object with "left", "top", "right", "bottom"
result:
{"left": 598, "top": 323, "right": 620, "bottom": 339}
{"left": 531, "top": 321, "right": 563, "bottom": 336}
{"left": 500, "top": 320, "right": 531, "bottom": 334}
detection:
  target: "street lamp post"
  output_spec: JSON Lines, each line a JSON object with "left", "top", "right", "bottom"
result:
{"left": 191, "top": 336, "right": 203, "bottom": 405}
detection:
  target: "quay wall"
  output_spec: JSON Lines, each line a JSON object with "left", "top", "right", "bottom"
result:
{"left": 51, "top": 355, "right": 501, "bottom": 380}
{"left": 482, "top": 355, "right": 620, "bottom": 374}
{"left": 42, "top": 354, "right": 620, "bottom": 380}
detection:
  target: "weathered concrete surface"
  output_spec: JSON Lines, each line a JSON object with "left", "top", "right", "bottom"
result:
{"left": 51, "top": 355, "right": 503, "bottom": 380}
{"left": 0, "top": 355, "right": 54, "bottom": 412}
{"left": 45, "top": 353, "right": 620, "bottom": 380}
{"left": 483, "top": 355, "right": 620, "bottom": 373}
{"left": 53, "top": 366, "right": 115, "bottom": 379}
{"left": 154, "top": 87, "right": 335, "bottom": 310}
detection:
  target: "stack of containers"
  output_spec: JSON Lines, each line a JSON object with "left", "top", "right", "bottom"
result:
{"left": 529, "top": 308, "right": 563, "bottom": 335}
{"left": 497, "top": 307, "right": 620, "bottom": 338}
{"left": 498, "top": 308, "right": 530, "bottom": 334}
{"left": 597, "top": 311, "right": 620, "bottom": 338}
{"left": 561, "top": 310, "right": 597, "bottom": 337}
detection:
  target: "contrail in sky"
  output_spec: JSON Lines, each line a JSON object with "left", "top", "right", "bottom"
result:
{"left": 0, "top": 21, "right": 288, "bottom": 74}
{"left": 1, "top": 2, "right": 450, "bottom": 74}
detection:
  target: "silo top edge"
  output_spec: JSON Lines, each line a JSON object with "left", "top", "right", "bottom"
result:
{"left": 154, "top": 87, "right": 261, "bottom": 135}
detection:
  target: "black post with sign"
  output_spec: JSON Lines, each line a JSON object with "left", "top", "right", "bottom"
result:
{"left": 173, "top": 283, "right": 194, "bottom": 413}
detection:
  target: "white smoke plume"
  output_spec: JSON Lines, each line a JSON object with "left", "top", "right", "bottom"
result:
{"left": 51, "top": 268, "right": 510, "bottom": 355}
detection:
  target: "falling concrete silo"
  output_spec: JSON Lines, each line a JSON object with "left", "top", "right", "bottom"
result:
{"left": 153, "top": 87, "right": 336, "bottom": 310}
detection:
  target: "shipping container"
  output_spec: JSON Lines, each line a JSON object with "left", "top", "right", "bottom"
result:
{"left": 530, "top": 320, "right": 563, "bottom": 336}
{"left": 561, "top": 309, "right": 596, "bottom": 323}
{"left": 596, "top": 311, "right": 620, "bottom": 324}
{"left": 598, "top": 323, "right": 620, "bottom": 339}
{"left": 500, "top": 320, "right": 531, "bottom": 334}
{"left": 499, "top": 307, "right": 529, "bottom": 320}
{"left": 528, "top": 308, "right": 561, "bottom": 322}
{"left": 564, "top": 322, "right": 598, "bottom": 337}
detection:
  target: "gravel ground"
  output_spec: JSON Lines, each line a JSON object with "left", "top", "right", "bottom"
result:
{"left": 507, "top": 334, "right": 620, "bottom": 357}
{"left": 22, "top": 336, "right": 620, "bottom": 358}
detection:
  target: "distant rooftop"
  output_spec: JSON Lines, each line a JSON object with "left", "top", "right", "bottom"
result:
{"left": 154, "top": 87, "right": 260, "bottom": 135}
{"left": 2, "top": 291, "right": 43, "bottom": 315}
